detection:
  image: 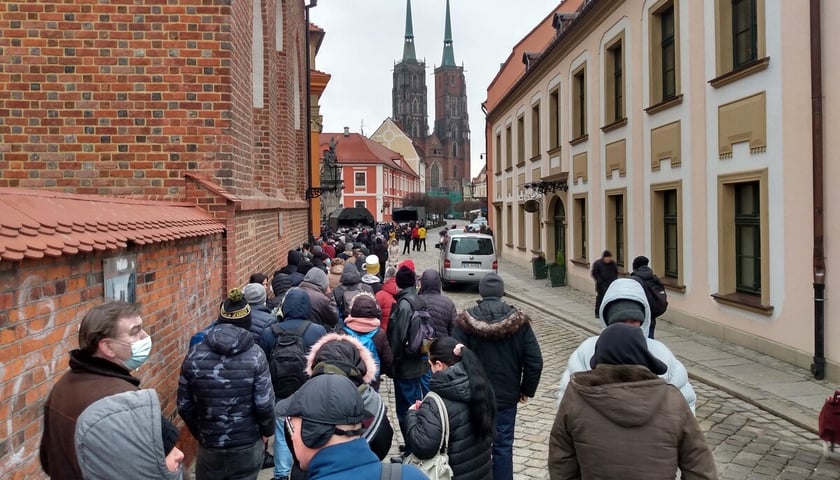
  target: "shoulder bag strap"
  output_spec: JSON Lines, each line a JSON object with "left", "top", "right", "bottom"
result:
{"left": 426, "top": 391, "right": 450, "bottom": 453}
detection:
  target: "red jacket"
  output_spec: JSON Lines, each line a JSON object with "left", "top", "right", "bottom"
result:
{"left": 376, "top": 277, "right": 398, "bottom": 332}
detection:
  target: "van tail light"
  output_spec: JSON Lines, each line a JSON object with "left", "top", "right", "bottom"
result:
{"left": 492, "top": 260, "right": 498, "bottom": 271}
{"left": 444, "top": 259, "right": 451, "bottom": 268}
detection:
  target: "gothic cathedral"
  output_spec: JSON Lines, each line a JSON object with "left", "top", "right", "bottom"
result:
{"left": 392, "top": 0, "right": 470, "bottom": 193}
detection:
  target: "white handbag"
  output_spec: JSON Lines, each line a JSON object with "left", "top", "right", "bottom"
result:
{"left": 404, "top": 391, "right": 454, "bottom": 480}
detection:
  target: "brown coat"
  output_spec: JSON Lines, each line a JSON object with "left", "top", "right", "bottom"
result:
{"left": 548, "top": 364, "right": 716, "bottom": 480}
{"left": 40, "top": 350, "right": 140, "bottom": 480}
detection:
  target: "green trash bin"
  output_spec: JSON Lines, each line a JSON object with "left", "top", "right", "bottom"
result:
{"left": 547, "top": 263, "right": 566, "bottom": 287}
{"left": 532, "top": 258, "right": 547, "bottom": 279}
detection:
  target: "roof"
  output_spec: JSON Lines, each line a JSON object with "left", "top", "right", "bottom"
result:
{"left": 0, "top": 188, "right": 225, "bottom": 262}
{"left": 319, "top": 132, "right": 419, "bottom": 178}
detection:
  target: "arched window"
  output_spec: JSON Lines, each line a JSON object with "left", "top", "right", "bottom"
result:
{"left": 452, "top": 143, "right": 457, "bottom": 157}
{"left": 431, "top": 164, "right": 441, "bottom": 188}
{"left": 252, "top": 0, "right": 265, "bottom": 108}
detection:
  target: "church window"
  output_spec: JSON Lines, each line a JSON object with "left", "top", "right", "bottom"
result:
{"left": 452, "top": 143, "right": 457, "bottom": 157}
{"left": 431, "top": 164, "right": 441, "bottom": 188}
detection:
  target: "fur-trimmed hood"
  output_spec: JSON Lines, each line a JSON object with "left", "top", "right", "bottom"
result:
{"left": 456, "top": 307, "right": 531, "bottom": 340}
{"left": 305, "top": 332, "right": 377, "bottom": 385}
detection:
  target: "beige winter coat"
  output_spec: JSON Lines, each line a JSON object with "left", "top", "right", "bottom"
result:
{"left": 548, "top": 364, "right": 717, "bottom": 480}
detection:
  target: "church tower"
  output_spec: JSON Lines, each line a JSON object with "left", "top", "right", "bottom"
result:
{"left": 392, "top": 0, "right": 428, "bottom": 140}
{"left": 432, "top": 0, "right": 470, "bottom": 190}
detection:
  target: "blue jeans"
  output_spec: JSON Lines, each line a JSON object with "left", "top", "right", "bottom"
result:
{"left": 420, "top": 357, "right": 431, "bottom": 396}
{"left": 273, "top": 416, "right": 293, "bottom": 478}
{"left": 393, "top": 377, "right": 423, "bottom": 435}
{"left": 493, "top": 406, "right": 517, "bottom": 480}
{"left": 196, "top": 439, "right": 263, "bottom": 480}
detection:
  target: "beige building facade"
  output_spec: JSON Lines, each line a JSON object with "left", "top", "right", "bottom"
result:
{"left": 486, "top": 0, "right": 840, "bottom": 380}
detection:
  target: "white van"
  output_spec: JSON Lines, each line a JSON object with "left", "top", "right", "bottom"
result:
{"left": 437, "top": 231, "right": 497, "bottom": 288}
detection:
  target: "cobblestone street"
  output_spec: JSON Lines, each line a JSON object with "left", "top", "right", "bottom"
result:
{"left": 261, "top": 226, "right": 840, "bottom": 479}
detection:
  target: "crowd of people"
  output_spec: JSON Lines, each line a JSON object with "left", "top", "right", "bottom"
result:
{"left": 39, "top": 225, "right": 718, "bottom": 480}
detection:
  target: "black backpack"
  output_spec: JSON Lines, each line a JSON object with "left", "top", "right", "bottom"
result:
{"left": 269, "top": 321, "right": 312, "bottom": 399}
{"left": 633, "top": 274, "right": 668, "bottom": 318}
{"left": 398, "top": 295, "right": 435, "bottom": 357}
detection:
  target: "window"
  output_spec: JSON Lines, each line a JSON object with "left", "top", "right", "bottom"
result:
{"left": 506, "top": 204, "right": 513, "bottom": 245}
{"left": 354, "top": 172, "right": 366, "bottom": 187}
{"left": 549, "top": 88, "right": 560, "bottom": 149}
{"left": 430, "top": 164, "right": 440, "bottom": 188}
{"left": 573, "top": 195, "right": 587, "bottom": 260}
{"left": 605, "top": 37, "right": 624, "bottom": 123}
{"left": 652, "top": 183, "right": 682, "bottom": 285}
{"left": 734, "top": 181, "right": 760, "bottom": 293}
{"left": 713, "top": 0, "right": 765, "bottom": 79}
{"left": 516, "top": 115, "right": 525, "bottom": 165}
{"left": 354, "top": 200, "right": 366, "bottom": 208}
{"left": 606, "top": 191, "right": 626, "bottom": 268}
{"left": 450, "top": 237, "right": 494, "bottom": 255}
{"left": 572, "top": 66, "right": 587, "bottom": 139}
{"left": 663, "top": 189, "right": 679, "bottom": 278}
{"left": 517, "top": 205, "right": 526, "bottom": 247}
{"left": 494, "top": 133, "right": 502, "bottom": 172}
{"left": 649, "top": 1, "right": 680, "bottom": 106}
{"left": 732, "top": 0, "right": 757, "bottom": 68}
{"left": 531, "top": 102, "right": 540, "bottom": 158}
{"left": 505, "top": 125, "right": 512, "bottom": 170}
{"left": 714, "top": 170, "right": 771, "bottom": 313}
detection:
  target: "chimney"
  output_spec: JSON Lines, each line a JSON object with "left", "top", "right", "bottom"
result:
{"left": 343, "top": 126, "right": 350, "bottom": 136}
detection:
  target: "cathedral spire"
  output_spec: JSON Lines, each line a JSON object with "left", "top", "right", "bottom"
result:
{"left": 441, "top": 0, "right": 456, "bottom": 67}
{"left": 402, "top": 0, "right": 416, "bottom": 62}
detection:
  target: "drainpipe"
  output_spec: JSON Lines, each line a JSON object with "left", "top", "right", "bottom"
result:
{"left": 809, "top": 0, "right": 826, "bottom": 380}
{"left": 304, "top": 0, "right": 317, "bottom": 244}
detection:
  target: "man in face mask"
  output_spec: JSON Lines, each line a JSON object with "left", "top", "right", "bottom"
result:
{"left": 40, "top": 301, "right": 155, "bottom": 480}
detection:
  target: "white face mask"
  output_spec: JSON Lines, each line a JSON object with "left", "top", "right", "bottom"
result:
{"left": 122, "top": 335, "right": 152, "bottom": 370}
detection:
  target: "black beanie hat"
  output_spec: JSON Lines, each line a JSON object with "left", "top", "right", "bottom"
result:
{"left": 590, "top": 323, "right": 667, "bottom": 375}
{"left": 218, "top": 288, "right": 252, "bottom": 328}
{"left": 603, "top": 299, "right": 646, "bottom": 325}
{"left": 395, "top": 265, "right": 416, "bottom": 289}
{"left": 632, "top": 255, "right": 650, "bottom": 270}
{"left": 161, "top": 417, "right": 180, "bottom": 455}
{"left": 478, "top": 273, "right": 505, "bottom": 298}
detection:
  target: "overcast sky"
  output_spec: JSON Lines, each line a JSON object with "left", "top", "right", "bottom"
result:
{"left": 309, "top": 0, "right": 565, "bottom": 178}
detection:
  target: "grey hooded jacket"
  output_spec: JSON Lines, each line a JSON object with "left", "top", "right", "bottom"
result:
{"left": 75, "top": 389, "right": 183, "bottom": 480}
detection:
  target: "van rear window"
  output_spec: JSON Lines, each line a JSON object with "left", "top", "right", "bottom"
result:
{"left": 450, "top": 237, "right": 494, "bottom": 255}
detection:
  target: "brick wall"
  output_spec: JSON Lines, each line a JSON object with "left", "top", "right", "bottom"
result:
{"left": 0, "top": 235, "right": 224, "bottom": 479}
{"left": 0, "top": 0, "right": 310, "bottom": 205}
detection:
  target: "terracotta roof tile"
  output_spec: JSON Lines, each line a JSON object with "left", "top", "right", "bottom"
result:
{"left": 0, "top": 188, "right": 225, "bottom": 262}
{"left": 319, "top": 132, "right": 419, "bottom": 178}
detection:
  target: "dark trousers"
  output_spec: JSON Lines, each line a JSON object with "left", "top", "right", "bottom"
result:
{"left": 492, "top": 406, "right": 517, "bottom": 480}
{"left": 196, "top": 439, "right": 263, "bottom": 480}
{"left": 393, "top": 377, "right": 423, "bottom": 435}
{"left": 594, "top": 288, "right": 607, "bottom": 318}
{"left": 403, "top": 239, "right": 411, "bottom": 255}
{"left": 419, "top": 238, "right": 426, "bottom": 251}
{"left": 412, "top": 238, "right": 419, "bottom": 250}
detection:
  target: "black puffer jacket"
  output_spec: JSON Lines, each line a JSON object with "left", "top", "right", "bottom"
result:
{"left": 404, "top": 363, "right": 493, "bottom": 480}
{"left": 333, "top": 263, "right": 373, "bottom": 319}
{"left": 419, "top": 270, "right": 457, "bottom": 337}
{"left": 454, "top": 298, "right": 543, "bottom": 409}
{"left": 248, "top": 303, "right": 278, "bottom": 358}
{"left": 177, "top": 323, "right": 275, "bottom": 448}
{"left": 267, "top": 272, "right": 292, "bottom": 311}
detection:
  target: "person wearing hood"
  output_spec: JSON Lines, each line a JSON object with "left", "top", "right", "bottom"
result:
{"left": 267, "top": 272, "right": 292, "bottom": 314}
{"left": 630, "top": 255, "right": 668, "bottom": 339}
{"left": 303, "top": 333, "right": 394, "bottom": 465}
{"left": 375, "top": 266, "right": 399, "bottom": 332}
{"left": 548, "top": 323, "right": 717, "bottom": 480}
{"left": 372, "top": 237, "right": 389, "bottom": 279}
{"left": 342, "top": 292, "right": 394, "bottom": 390}
{"left": 361, "top": 255, "right": 383, "bottom": 294}
{"left": 387, "top": 238, "right": 401, "bottom": 269}
{"left": 556, "top": 278, "right": 696, "bottom": 413}
{"left": 177, "top": 288, "right": 275, "bottom": 480}
{"left": 290, "top": 259, "right": 313, "bottom": 287}
{"left": 332, "top": 262, "right": 374, "bottom": 321}
{"left": 279, "top": 250, "right": 303, "bottom": 276}
{"left": 453, "top": 273, "right": 543, "bottom": 480}
{"left": 418, "top": 269, "right": 457, "bottom": 338}
{"left": 75, "top": 389, "right": 184, "bottom": 480}
{"left": 243, "top": 282, "right": 279, "bottom": 358}
{"left": 299, "top": 268, "right": 340, "bottom": 332}
{"left": 404, "top": 337, "right": 495, "bottom": 480}
{"left": 41, "top": 301, "right": 153, "bottom": 480}
{"left": 264, "top": 287, "right": 327, "bottom": 480}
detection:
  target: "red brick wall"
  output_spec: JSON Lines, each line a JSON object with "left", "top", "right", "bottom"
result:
{"left": 0, "top": 0, "right": 310, "bottom": 205}
{"left": 0, "top": 236, "right": 224, "bottom": 479}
